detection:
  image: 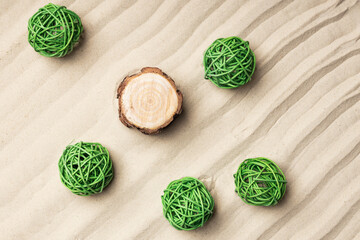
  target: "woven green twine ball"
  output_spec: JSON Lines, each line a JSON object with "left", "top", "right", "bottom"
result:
{"left": 28, "top": 3, "right": 83, "bottom": 57}
{"left": 161, "top": 177, "right": 214, "bottom": 230}
{"left": 234, "top": 157, "right": 286, "bottom": 206}
{"left": 58, "top": 142, "right": 113, "bottom": 196}
{"left": 204, "top": 36, "right": 256, "bottom": 88}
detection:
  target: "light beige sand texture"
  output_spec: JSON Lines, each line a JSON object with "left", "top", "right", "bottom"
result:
{"left": 1, "top": 0, "right": 360, "bottom": 239}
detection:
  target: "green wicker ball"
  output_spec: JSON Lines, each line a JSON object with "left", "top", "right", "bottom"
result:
{"left": 204, "top": 36, "right": 256, "bottom": 88}
{"left": 161, "top": 177, "right": 214, "bottom": 230}
{"left": 28, "top": 3, "right": 83, "bottom": 57}
{"left": 58, "top": 142, "right": 113, "bottom": 196}
{"left": 234, "top": 157, "right": 286, "bottom": 206}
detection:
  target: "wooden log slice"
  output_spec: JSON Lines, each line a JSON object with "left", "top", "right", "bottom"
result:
{"left": 117, "top": 67, "right": 183, "bottom": 134}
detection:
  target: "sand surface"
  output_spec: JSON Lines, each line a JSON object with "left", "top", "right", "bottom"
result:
{"left": 1, "top": 0, "right": 360, "bottom": 239}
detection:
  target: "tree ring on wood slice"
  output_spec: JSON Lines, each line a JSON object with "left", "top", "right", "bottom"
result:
{"left": 117, "top": 67, "right": 183, "bottom": 135}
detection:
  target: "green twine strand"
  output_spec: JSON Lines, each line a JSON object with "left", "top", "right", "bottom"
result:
{"left": 234, "top": 157, "right": 286, "bottom": 206}
{"left": 28, "top": 3, "right": 83, "bottom": 57}
{"left": 204, "top": 36, "right": 256, "bottom": 88}
{"left": 58, "top": 142, "right": 113, "bottom": 196}
{"left": 161, "top": 177, "right": 214, "bottom": 230}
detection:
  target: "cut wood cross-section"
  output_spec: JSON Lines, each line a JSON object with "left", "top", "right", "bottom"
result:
{"left": 117, "top": 67, "right": 183, "bottom": 134}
